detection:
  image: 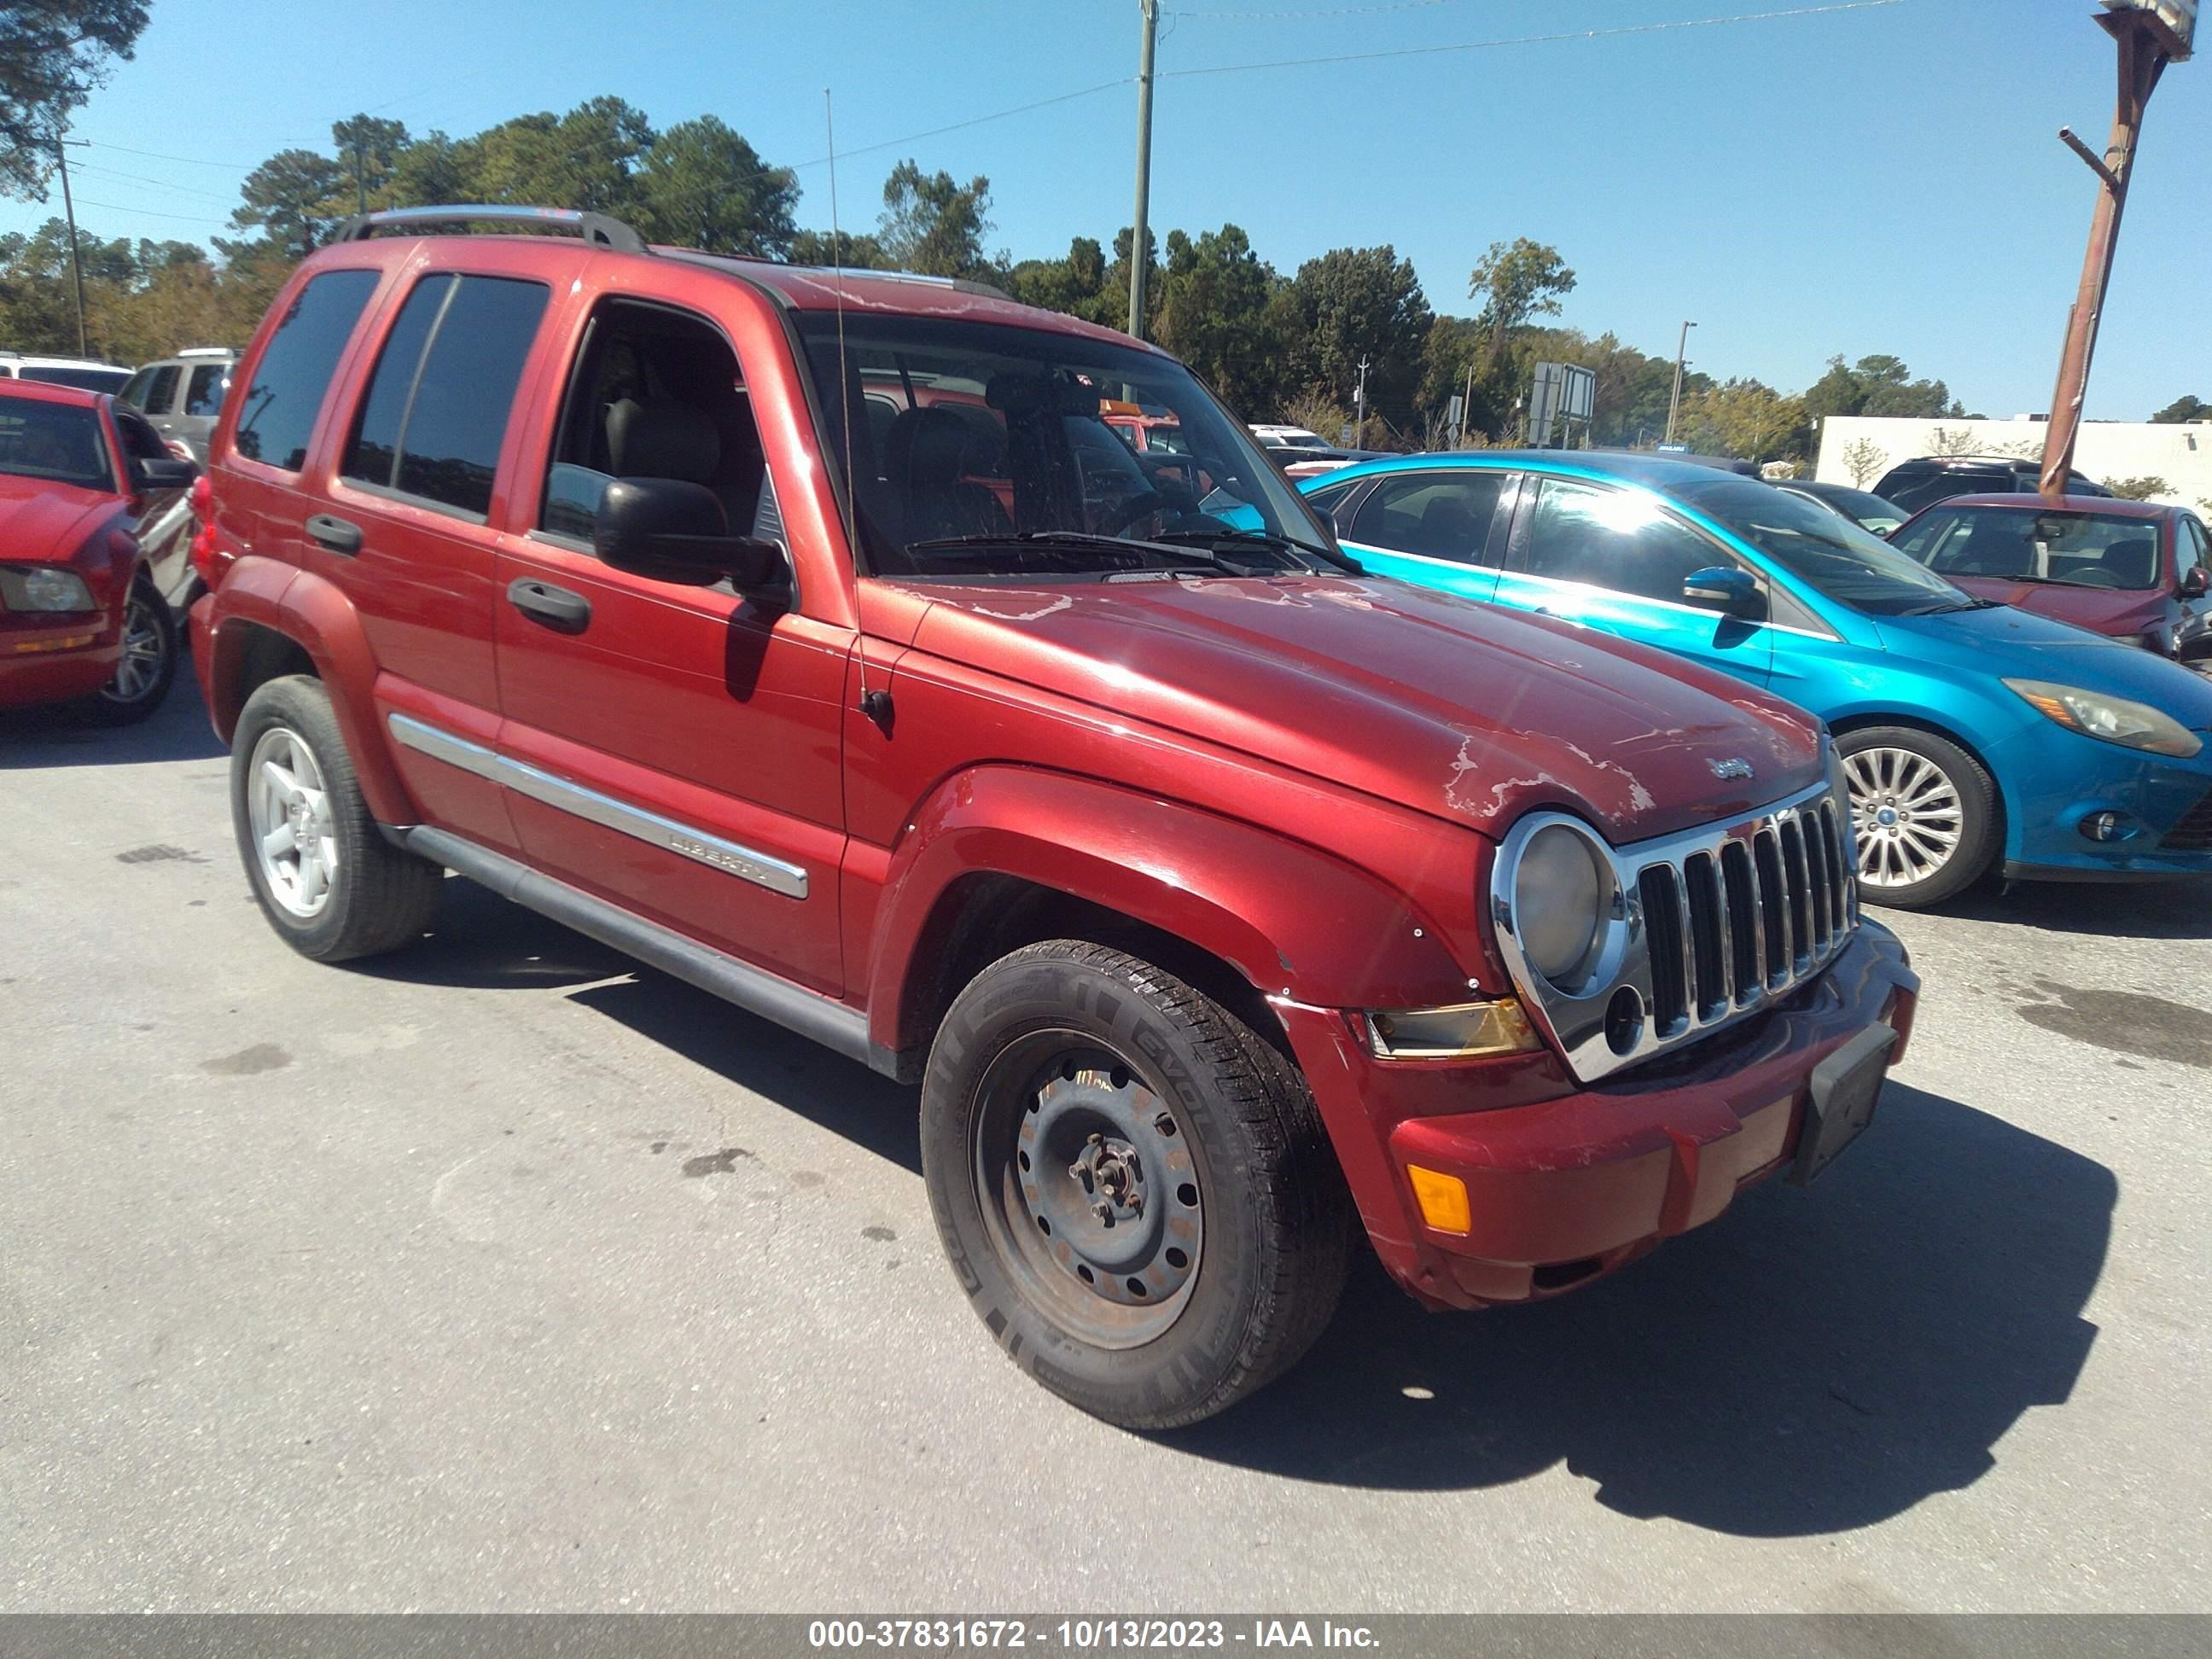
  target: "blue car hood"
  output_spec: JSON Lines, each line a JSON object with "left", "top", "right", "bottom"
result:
{"left": 1877, "top": 603, "right": 2212, "bottom": 731}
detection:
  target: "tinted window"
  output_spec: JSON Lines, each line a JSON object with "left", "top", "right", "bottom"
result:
{"left": 0, "top": 399, "right": 112, "bottom": 490}
{"left": 23, "top": 364, "right": 133, "bottom": 394}
{"left": 1349, "top": 471, "right": 1505, "bottom": 565}
{"left": 118, "top": 367, "right": 155, "bottom": 408}
{"left": 1303, "top": 479, "right": 1360, "bottom": 519}
{"left": 1881, "top": 468, "right": 2009, "bottom": 514}
{"left": 141, "top": 364, "right": 181, "bottom": 412}
{"left": 113, "top": 406, "right": 169, "bottom": 464}
{"left": 1522, "top": 477, "right": 1737, "bottom": 602}
{"left": 342, "top": 273, "right": 547, "bottom": 517}
{"left": 234, "top": 269, "right": 381, "bottom": 471}
{"left": 1901, "top": 505, "right": 2166, "bottom": 591}
{"left": 2180, "top": 519, "right": 2206, "bottom": 579}
{"left": 183, "top": 364, "right": 228, "bottom": 417}
{"left": 1675, "top": 476, "right": 1968, "bottom": 616}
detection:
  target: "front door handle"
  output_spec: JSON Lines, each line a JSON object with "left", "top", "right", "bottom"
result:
{"left": 306, "top": 514, "right": 362, "bottom": 555}
{"left": 507, "top": 577, "right": 591, "bottom": 633}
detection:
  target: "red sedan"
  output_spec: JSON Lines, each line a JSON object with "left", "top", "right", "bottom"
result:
{"left": 1890, "top": 492, "right": 2212, "bottom": 662}
{"left": 0, "top": 378, "right": 191, "bottom": 723}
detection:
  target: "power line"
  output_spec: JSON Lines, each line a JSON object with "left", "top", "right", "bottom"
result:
{"left": 72, "top": 160, "right": 237, "bottom": 203}
{"left": 1158, "top": 0, "right": 1904, "bottom": 77}
{"left": 64, "top": 196, "right": 230, "bottom": 225}
{"left": 1171, "top": 0, "right": 1495, "bottom": 20}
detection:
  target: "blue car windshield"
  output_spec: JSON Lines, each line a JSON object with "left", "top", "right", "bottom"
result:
{"left": 1675, "top": 477, "right": 1971, "bottom": 616}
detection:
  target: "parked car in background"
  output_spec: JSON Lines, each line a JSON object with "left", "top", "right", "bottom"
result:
{"left": 0, "top": 351, "right": 134, "bottom": 396}
{"left": 189, "top": 205, "right": 1917, "bottom": 1427}
{"left": 1777, "top": 478, "right": 1909, "bottom": 537}
{"left": 1872, "top": 454, "right": 2110, "bottom": 514}
{"left": 1304, "top": 451, "right": 2212, "bottom": 905}
{"left": 119, "top": 346, "right": 236, "bottom": 463}
{"left": 0, "top": 378, "right": 192, "bottom": 723}
{"left": 1889, "top": 494, "right": 2211, "bottom": 662}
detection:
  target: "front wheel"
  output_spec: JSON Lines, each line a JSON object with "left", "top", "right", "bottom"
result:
{"left": 1837, "top": 725, "right": 1998, "bottom": 908}
{"left": 922, "top": 940, "right": 1353, "bottom": 1429}
{"left": 73, "top": 577, "right": 177, "bottom": 725}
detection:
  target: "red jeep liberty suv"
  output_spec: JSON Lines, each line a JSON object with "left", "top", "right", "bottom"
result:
{"left": 190, "top": 207, "right": 1918, "bottom": 1427}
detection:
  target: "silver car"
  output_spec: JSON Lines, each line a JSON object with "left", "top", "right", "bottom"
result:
{"left": 119, "top": 346, "right": 235, "bottom": 464}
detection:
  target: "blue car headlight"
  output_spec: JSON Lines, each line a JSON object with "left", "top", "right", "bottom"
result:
{"left": 2003, "top": 678, "right": 2203, "bottom": 760}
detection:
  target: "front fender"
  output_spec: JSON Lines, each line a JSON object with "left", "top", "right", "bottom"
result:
{"left": 202, "top": 557, "right": 414, "bottom": 826}
{"left": 866, "top": 765, "right": 1473, "bottom": 1056}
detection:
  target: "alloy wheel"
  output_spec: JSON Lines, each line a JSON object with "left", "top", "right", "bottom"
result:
{"left": 101, "top": 591, "right": 169, "bottom": 706}
{"left": 247, "top": 725, "right": 340, "bottom": 917}
{"left": 1845, "top": 746, "right": 1963, "bottom": 889}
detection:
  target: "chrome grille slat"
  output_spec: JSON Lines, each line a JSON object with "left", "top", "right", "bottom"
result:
{"left": 1490, "top": 775, "right": 1861, "bottom": 1085}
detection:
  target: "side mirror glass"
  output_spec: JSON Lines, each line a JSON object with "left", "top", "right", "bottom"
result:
{"left": 592, "top": 476, "right": 786, "bottom": 591}
{"left": 2180, "top": 565, "right": 2209, "bottom": 599}
{"left": 1683, "top": 564, "right": 1765, "bottom": 618}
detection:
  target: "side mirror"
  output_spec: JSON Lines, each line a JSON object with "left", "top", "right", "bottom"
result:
{"left": 135, "top": 456, "right": 198, "bottom": 491}
{"left": 2180, "top": 566, "right": 2209, "bottom": 599}
{"left": 1683, "top": 564, "right": 1765, "bottom": 618}
{"left": 592, "top": 477, "right": 785, "bottom": 591}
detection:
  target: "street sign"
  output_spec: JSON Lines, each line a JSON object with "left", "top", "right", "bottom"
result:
{"left": 1528, "top": 362, "right": 1597, "bottom": 448}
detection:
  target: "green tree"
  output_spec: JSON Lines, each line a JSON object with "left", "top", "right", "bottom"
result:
{"left": 633, "top": 116, "right": 796, "bottom": 257}
{"left": 1286, "top": 245, "right": 1431, "bottom": 431}
{"left": 788, "top": 228, "right": 888, "bottom": 269}
{"left": 878, "top": 160, "right": 995, "bottom": 280}
{"left": 1466, "top": 237, "right": 1575, "bottom": 364}
{"left": 1841, "top": 437, "right": 1888, "bottom": 487}
{"left": 1802, "top": 352, "right": 1961, "bottom": 421}
{"left": 1679, "top": 377, "right": 1806, "bottom": 462}
{"left": 1, "top": 0, "right": 150, "bottom": 198}
{"left": 1154, "top": 224, "right": 1287, "bottom": 415}
{"left": 2104, "top": 475, "right": 2171, "bottom": 501}
{"left": 329, "top": 114, "right": 411, "bottom": 212}
{"left": 463, "top": 97, "right": 655, "bottom": 215}
{"left": 228, "top": 148, "right": 351, "bottom": 259}
{"left": 2150, "top": 394, "right": 2210, "bottom": 424}
{"left": 1006, "top": 236, "right": 1110, "bottom": 318}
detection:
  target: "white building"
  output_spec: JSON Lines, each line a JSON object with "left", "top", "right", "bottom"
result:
{"left": 1813, "top": 416, "right": 2212, "bottom": 508}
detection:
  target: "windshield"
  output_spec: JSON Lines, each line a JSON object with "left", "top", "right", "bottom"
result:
{"left": 20, "top": 364, "right": 131, "bottom": 393}
{"left": 1675, "top": 475, "right": 1969, "bottom": 615}
{"left": 1890, "top": 505, "right": 2164, "bottom": 591}
{"left": 0, "top": 398, "right": 114, "bottom": 491}
{"left": 795, "top": 312, "right": 1338, "bottom": 579}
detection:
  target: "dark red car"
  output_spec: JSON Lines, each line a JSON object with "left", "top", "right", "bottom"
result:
{"left": 0, "top": 378, "right": 191, "bottom": 723}
{"left": 1890, "top": 494, "right": 2212, "bottom": 662}
{"left": 190, "top": 205, "right": 1917, "bottom": 1426}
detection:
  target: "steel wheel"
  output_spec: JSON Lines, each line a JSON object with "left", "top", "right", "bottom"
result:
{"left": 100, "top": 588, "right": 169, "bottom": 706}
{"left": 247, "top": 725, "right": 339, "bottom": 918}
{"left": 1845, "top": 745, "right": 1964, "bottom": 890}
{"left": 972, "top": 1031, "right": 1202, "bottom": 1349}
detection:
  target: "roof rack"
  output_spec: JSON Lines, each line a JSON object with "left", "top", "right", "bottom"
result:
{"left": 177, "top": 346, "right": 234, "bottom": 358}
{"left": 330, "top": 205, "right": 649, "bottom": 254}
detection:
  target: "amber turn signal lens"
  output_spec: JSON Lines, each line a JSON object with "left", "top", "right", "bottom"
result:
{"left": 1407, "top": 1164, "right": 1471, "bottom": 1235}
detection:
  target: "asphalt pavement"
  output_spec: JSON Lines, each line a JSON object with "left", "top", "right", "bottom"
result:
{"left": 2, "top": 678, "right": 2206, "bottom": 1614}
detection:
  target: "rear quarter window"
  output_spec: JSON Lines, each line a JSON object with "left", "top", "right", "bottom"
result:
{"left": 233, "top": 269, "right": 381, "bottom": 472}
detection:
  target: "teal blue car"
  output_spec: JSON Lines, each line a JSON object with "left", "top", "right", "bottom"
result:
{"left": 1301, "top": 451, "right": 2212, "bottom": 907}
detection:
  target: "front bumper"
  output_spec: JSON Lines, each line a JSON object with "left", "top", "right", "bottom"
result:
{"left": 1990, "top": 720, "right": 2212, "bottom": 879}
{"left": 1278, "top": 921, "right": 1918, "bottom": 1311}
{"left": 0, "top": 617, "right": 119, "bottom": 709}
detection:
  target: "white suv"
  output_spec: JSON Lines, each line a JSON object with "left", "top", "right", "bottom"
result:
{"left": 0, "top": 351, "right": 133, "bottom": 395}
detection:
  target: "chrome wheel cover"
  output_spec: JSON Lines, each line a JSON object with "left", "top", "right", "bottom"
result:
{"left": 101, "top": 591, "right": 167, "bottom": 704}
{"left": 1845, "top": 746, "right": 1963, "bottom": 889}
{"left": 247, "top": 725, "right": 339, "bottom": 918}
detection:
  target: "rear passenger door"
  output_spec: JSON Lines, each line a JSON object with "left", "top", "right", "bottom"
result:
{"left": 315, "top": 254, "right": 569, "bottom": 852}
{"left": 1333, "top": 468, "right": 1513, "bottom": 603}
{"left": 1493, "top": 473, "right": 1775, "bottom": 687}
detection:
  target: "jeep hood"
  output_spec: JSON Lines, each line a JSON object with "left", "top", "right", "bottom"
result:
{"left": 891, "top": 574, "right": 1825, "bottom": 843}
{"left": 0, "top": 474, "right": 113, "bottom": 566}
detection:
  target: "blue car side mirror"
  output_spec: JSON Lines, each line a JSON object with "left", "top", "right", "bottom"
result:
{"left": 1683, "top": 565, "right": 1765, "bottom": 618}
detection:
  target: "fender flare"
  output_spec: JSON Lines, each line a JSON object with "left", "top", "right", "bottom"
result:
{"left": 204, "top": 557, "right": 414, "bottom": 825}
{"left": 866, "top": 765, "right": 1471, "bottom": 1055}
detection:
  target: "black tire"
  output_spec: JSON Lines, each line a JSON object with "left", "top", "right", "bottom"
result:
{"left": 1836, "top": 724, "right": 1999, "bottom": 909}
{"left": 73, "top": 577, "right": 177, "bottom": 726}
{"left": 922, "top": 940, "right": 1353, "bottom": 1429}
{"left": 230, "top": 673, "right": 442, "bottom": 961}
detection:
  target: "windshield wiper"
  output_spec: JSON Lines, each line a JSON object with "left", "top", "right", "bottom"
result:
{"left": 1150, "top": 527, "right": 1365, "bottom": 574}
{"left": 1906, "top": 597, "right": 2001, "bottom": 614}
{"left": 905, "top": 531, "right": 1243, "bottom": 576}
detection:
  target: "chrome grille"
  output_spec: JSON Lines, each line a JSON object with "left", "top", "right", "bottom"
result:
{"left": 1491, "top": 777, "right": 1860, "bottom": 1084}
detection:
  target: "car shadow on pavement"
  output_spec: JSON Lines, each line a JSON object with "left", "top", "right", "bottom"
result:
{"left": 1168, "top": 1082, "right": 2114, "bottom": 1539}
{"left": 0, "top": 671, "right": 225, "bottom": 768}
{"left": 1944, "top": 879, "right": 2212, "bottom": 940}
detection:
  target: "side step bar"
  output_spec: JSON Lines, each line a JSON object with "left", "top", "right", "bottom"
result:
{"left": 394, "top": 825, "right": 902, "bottom": 1080}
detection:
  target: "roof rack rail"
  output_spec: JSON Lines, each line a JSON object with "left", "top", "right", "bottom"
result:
{"left": 330, "top": 205, "right": 649, "bottom": 254}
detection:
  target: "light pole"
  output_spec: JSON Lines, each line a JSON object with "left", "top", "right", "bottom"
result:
{"left": 53, "top": 132, "right": 90, "bottom": 358}
{"left": 1663, "top": 319, "right": 1697, "bottom": 445}
{"left": 1127, "top": 0, "right": 1159, "bottom": 341}
{"left": 2039, "top": 1, "right": 2192, "bottom": 498}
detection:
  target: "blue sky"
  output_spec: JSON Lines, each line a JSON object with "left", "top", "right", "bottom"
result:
{"left": 9, "top": 0, "right": 2208, "bottom": 420}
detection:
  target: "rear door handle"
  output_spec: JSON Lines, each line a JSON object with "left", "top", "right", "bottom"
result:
{"left": 306, "top": 515, "right": 362, "bottom": 555}
{"left": 507, "top": 577, "right": 591, "bottom": 633}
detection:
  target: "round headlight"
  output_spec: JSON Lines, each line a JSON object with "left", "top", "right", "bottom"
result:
{"left": 1513, "top": 823, "right": 1608, "bottom": 991}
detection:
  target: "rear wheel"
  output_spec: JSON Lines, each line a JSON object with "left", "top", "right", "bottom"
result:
{"left": 1837, "top": 725, "right": 1997, "bottom": 908}
{"left": 230, "top": 674, "right": 443, "bottom": 961}
{"left": 73, "top": 577, "right": 176, "bottom": 725}
{"left": 922, "top": 940, "right": 1353, "bottom": 1429}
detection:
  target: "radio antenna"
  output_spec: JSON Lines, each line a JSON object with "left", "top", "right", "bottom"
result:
{"left": 826, "top": 87, "right": 890, "bottom": 730}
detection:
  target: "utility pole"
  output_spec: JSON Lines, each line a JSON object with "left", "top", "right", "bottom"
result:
{"left": 1127, "top": 0, "right": 1159, "bottom": 342}
{"left": 53, "top": 134, "right": 90, "bottom": 358}
{"left": 353, "top": 138, "right": 367, "bottom": 215}
{"left": 2039, "top": 1, "right": 2192, "bottom": 498}
{"left": 1663, "top": 318, "right": 1697, "bottom": 445}
{"left": 1353, "top": 354, "right": 1370, "bottom": 446}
